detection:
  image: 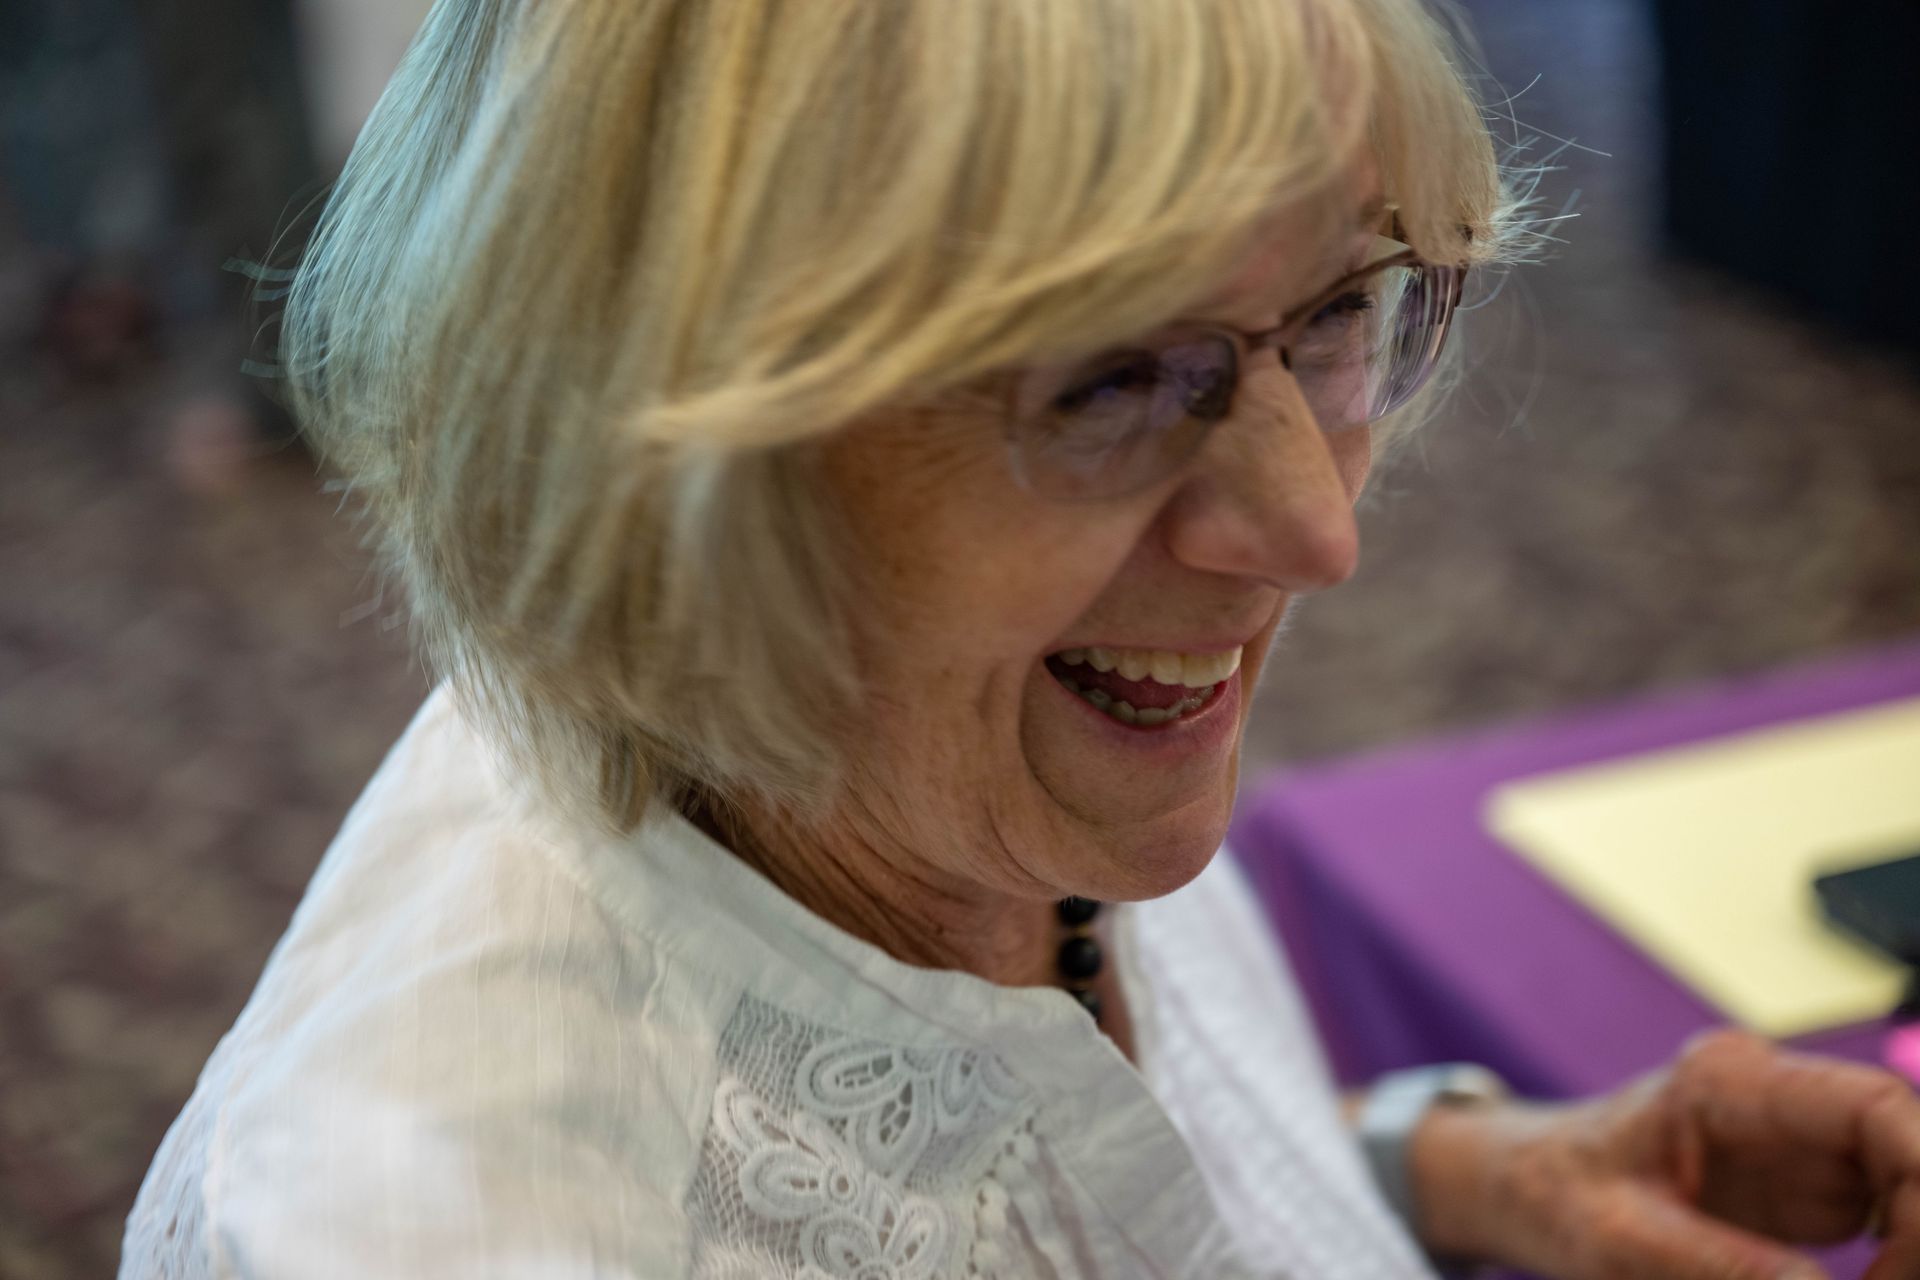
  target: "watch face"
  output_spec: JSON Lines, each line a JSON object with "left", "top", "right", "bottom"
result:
{"left": 1433, "top": 1063, "right": 1511, "bottom": 1105}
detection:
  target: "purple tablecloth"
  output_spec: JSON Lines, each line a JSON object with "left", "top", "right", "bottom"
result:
{"left": 1231, "top": 640, "right": 1920, "bottom": 1277}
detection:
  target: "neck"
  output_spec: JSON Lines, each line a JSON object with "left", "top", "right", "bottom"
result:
{"left": 687, "top": 794, "right": 1064, "bottom": 989}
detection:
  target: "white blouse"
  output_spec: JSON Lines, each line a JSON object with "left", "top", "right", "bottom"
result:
{"left": 123, "top": 689, "right": 1437, "bottom": 1279}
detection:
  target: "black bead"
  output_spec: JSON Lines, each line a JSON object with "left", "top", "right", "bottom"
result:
{"left": 1056, "top": 934, "right": 1103, "bottom": 982}
{"left": 1073, "top": 987, "right": 1102, "bottom": 1021}
{"left": 1056, "top": 896, "right": 1101, "bottom": 927}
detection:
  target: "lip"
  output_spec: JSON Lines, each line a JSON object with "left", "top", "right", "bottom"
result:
{"left": 1042, "top": 657, "right": 1243, "bottom": 756}
{"left": 1044, "top": 635, "right": 1259, "bottom": 657}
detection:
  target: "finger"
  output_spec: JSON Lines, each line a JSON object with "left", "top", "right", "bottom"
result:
{"left": 1879, "top": 1179, "right": 1920, "bottom": 1243}
{"left": 1863, "top": 1182, "right": 1920, "bottom": 1280}
{"left": 1856, "top": 1075, "right": 1920, "bottom": 1192}
{"left": 1767, "top": 1054, "right": 1920, "bottom": 1185}
{"left": 1862, "top": 1231, "right": 1920, "bottom": 1280}
{"left": 1716, "top": 1150, "right": 1875, "bottom": 1243}
{"left": 1677, "top": 1031, "right": 1920, "bottom": 1183}
{"left": 1750, "top": 1185, "right": 1878, "bottom": 1247}
{"left": 1673, "top": 1030, "right": 1800, "bottom": 1148}
{"left": 1602, "top": 1192, "right": 1828, "bottom": 1280}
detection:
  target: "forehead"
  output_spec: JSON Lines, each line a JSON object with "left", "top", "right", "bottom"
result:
{"left": 1199, "top": 152, "right": 1385, "bottom": 316}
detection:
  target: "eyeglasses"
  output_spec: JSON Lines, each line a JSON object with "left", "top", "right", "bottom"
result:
{"left": 1005, "top": 236, "right": 1466, "bottom": 500}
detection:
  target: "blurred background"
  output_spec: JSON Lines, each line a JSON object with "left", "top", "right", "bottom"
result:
{"left": 2, "top": 0, "right": 1917, "bottom": 1275}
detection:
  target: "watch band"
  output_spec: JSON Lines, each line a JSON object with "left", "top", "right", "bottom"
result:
{"left": 1357, "top": 1063, "right": 1510, "bottom": 1237}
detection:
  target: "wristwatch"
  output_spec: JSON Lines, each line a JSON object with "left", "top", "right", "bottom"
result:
{"left": 1357, "top": 1063, "right": 1511, "bottom": 1256}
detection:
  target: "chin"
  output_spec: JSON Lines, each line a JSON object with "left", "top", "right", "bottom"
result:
{"left": 1076, "top": 785, "right": 1236, "bottom": 903}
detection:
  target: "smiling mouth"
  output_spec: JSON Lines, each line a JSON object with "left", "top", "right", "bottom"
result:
{"left": 1043, "top": 645, "right": 1243, "bottom": 727}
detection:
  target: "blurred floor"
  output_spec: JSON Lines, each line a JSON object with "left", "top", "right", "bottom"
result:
{"left": 2, "top": 0, "right": 1918, "bottom": 1276}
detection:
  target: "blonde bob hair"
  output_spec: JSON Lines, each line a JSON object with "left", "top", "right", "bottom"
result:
{"left": 284, "top": 0, "right": 1530, "bottom": 831}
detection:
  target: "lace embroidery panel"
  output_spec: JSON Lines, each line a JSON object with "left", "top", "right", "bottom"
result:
{"left": 685, "top": 996, "right": 1055, "bottom": 1280}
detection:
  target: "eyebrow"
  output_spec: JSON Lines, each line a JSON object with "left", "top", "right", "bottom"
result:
{"left": 1164, "top": 194, "right": 1393, "bottom": 331}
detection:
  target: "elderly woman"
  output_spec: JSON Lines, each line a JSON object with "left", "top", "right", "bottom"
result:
{"left": 124, "top": 0, "right": 1920, "bottom": 1276}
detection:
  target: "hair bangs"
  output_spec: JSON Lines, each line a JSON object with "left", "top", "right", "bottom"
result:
{"left": 639, "top": 0, "right": 1388, "bottom": 448}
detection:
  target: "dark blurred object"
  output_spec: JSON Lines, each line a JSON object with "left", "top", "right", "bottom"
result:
{"left": 1815, "top": 850, "right": 1920, "bottom": 970}
{"left": 1654, "top": 0, "right": 1920, "bottom": 362}
{"left": 126, "top": 0, "right": 320, "bottom": 287}
{"left": 0, "top": 0, "right": 170, "bottom": 379}
{"left": 0, "top": 0, "right": 318, "bottom": 486}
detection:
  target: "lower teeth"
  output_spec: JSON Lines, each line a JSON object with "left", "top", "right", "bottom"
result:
{"left": 1063, "top": 681, "right": 1207, "bottom": 726}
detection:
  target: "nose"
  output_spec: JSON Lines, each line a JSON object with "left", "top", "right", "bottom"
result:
{"left": 1156, "top": 372, "right": 1367, "bottom": 592}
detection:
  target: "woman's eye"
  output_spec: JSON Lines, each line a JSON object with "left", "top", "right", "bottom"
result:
{"left": 1307, "top": 290, "right": 1375, "bottom": 330}
{"left": 1291, "top": 291, "right": 1378, "bottom": 370}
{"left": 1051, "top": 354, "right": 1161, "bottom": 414}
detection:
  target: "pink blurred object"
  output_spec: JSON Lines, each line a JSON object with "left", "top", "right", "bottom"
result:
{"left": 1885, "top": 1022, "right": 1920, "bottom": 1086}
{"left": 162, "top": 394, "right": 262, "bottom": 497}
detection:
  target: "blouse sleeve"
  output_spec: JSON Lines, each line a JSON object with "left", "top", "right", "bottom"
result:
{"left": 122, "top": 890, "right": 706, "bottom": 1279}
{"left": 192, "top": 1081, "right": 692, "bottom": 1279}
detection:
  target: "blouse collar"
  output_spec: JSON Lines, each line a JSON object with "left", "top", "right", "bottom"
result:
{"left": 570, "top": 801, "right": 1124, "bottom": 1075}
{"left": 492, "top": 717, "right": 1241, "bottom": 1276}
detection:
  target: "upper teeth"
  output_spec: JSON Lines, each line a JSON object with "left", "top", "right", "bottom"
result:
{"left": 1054, "top": 645, "right": 1242, "bottom": 688}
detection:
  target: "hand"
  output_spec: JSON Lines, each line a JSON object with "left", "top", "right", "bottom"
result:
{"left": 1410, "top": 1029, "right": 1920, "bottom": 1280}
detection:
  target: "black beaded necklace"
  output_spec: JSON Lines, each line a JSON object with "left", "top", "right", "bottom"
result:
{"left": 1055, "top": 896, "right": 1105, "bottom": 1021}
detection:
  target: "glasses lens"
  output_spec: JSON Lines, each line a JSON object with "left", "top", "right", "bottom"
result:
{"left": 1290, "top": 262, "right": 1461, "bottom": 431}
{"left": 1012, "top": 333, "right": 1238, "bottom": 500}
{"left": 1009, "top": 262, "right": 1461, "bottom": 500}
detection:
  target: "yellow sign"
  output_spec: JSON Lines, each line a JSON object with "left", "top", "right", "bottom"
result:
{"left": 1486, "top": 697, "right": 1920, "bottom": 1038}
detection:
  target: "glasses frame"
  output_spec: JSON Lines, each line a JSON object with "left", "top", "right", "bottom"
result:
{"left": 1005, "top": 238, "right": 1468, "bottom": 500}
{"left": 1221, "top": 238, "right": 1464, "bottom": 380}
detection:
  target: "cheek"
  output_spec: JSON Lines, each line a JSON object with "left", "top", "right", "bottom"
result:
{"left": 874, "top": 513, "right": 1142, "bottom": 693}
{"left": 820, "top": 419, "right": 1148, "bottom": 701}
